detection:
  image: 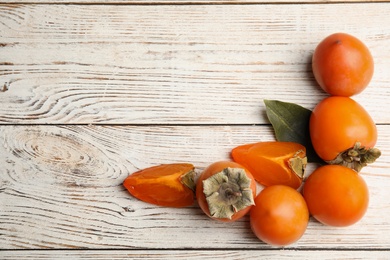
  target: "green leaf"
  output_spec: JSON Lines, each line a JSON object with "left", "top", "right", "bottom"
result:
{"left": 264, "top": 99, "right": 323, "bottom": 163}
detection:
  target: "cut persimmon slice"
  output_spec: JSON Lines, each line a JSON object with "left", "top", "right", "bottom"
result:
{"left": 123, "top": 163, "right": 196, "bottom": 207}
{"left": 231, "top": 142, "right": 307, "bottom": 189}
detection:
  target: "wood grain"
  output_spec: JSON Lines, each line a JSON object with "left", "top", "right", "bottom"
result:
{"left": 1, "top": 4, "right": 390, "bottom": 124}
{"left": 1, "top": 125, "right": 389, "bottom": 249}
{"left": 1, "top": 249, "right": 390, "bottom": 259}
{"left": 1, "top": 0, "right": 390, "bottom": 257}
{"left": 1, "top": 0, "right": 389, "bottom": 3}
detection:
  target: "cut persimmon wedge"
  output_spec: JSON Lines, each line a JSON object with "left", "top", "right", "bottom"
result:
{"left": 123, "top": 163, "right": 196, "bottom": 207}
{"left": 231, "top": 142, "right": 307, "bottom": 189}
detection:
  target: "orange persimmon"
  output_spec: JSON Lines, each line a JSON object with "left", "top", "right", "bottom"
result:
{"left": 196, "top": 161, "right": 256, "bottom": 222}
{"left": 310, "top": 96, "right": 380, "bottom": 172}
{"left": 231, "top": 142, "right": 307, "bottom": 189}
{"left": 303, "top": 165, "right": 369, "bottom": 227}
{"left": 250, "top": 185, "right": 309, "bottom": 246}
{"left": 123, "top": 163, "right": 196, "bottom": 207}
{"left": 312, "top": 33, "right": 374, "bottom": 97}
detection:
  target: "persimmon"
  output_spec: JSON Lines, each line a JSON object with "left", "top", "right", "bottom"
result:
{"left": 196, "top": 161, "right": 256, "bottom": 222}
{"left": 250, "top": 185, "right": 309, "bottom": 246}
{"left": 123, "top": 163, "right": 196, "bottom": 207}
{"left": 231, "top": 142, "right": 307, "bottom": 189}
{"left": 310, "top": 96, "right": 380, "bottom": 171}
{"left": 303, "top": 165, "right": 369, "bottom": 227}
{"left": 312, "top": 33, "right": 374, "bottom": 97}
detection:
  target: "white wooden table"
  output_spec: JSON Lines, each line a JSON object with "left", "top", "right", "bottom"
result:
{"left": 1, "top": 0, "right": 390, "bottom": 259}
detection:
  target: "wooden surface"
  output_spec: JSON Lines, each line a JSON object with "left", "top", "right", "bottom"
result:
{"left": 1, "top": 1, "right": 390, "bottom": 259}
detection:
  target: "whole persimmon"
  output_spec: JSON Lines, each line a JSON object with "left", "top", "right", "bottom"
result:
{"left": 312, "top": 33, "right": 374, "bottom": 97}
{"left": 303, "top": 165, "right": 369, "bottom": 227}
{"left": 196, "top": 161, "right": 256, "bottom": 222}
{"left": 309, "top": 96, "right": 380, "bottom": 172}
{"left": 250, "top": 185, "right": 309, "bottom": 246}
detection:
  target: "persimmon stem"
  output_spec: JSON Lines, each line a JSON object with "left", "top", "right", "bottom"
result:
{"left": 219, "top": 183, "right": 242, "bottom": 204}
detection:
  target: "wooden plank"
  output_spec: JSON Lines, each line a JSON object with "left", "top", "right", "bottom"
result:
{"left": 1, "top": 4, "right": 389, "bottom": 124}
{"left": 1, "top": 249, "right": 390, "bottom": 259}
{"left": 1, "top": 125, "right": 389, "bottom": 249}
{"left": 1, "top": 0, "right": 389, "bottom": 4}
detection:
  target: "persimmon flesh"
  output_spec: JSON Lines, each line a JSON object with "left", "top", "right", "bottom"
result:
{"left": 231, "top": 142, "right": 307, "bottom": 189}
{"left": 123, "top": 163, "right": 196, "bottom": 207}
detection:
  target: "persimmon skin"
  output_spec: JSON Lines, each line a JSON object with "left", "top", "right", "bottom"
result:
{"left": 196, "top": 161, "right": 257, "bottom": 222}
{"left": 310, "top": 96, "right": 377, "bottom": 162}
{"left": 250, "top": 185, "right": 309, "bottom": 246}
{"left": 231, "top": 142, "right": 307, "bottom": 189}
{"left": 312, "top": 33, "right": 374, "bottom": 97}
{"left": 303, "top": 165, "right": 369, "bottom": 227}
{"left": 123, "top": 163, "right": 195, "bottom": 207}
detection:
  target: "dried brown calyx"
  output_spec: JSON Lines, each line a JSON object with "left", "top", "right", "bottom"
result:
{"left": 288, "top": 150, "right": 307, "bottom": 179}
{"left": 327, "top": 142, "right": 381, "bottom": 172}
{"left": 180, "top": 169, "right": 198, "bottom": 192}
{"left": 202, "top": 167, "right": 255, "bottom": 219}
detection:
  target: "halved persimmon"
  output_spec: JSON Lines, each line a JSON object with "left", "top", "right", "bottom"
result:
{"left": 123, "top": 163, "right": 196, "bottom": 207}
{"left": 231, "top": 142, "right": 307, "bottom": 189}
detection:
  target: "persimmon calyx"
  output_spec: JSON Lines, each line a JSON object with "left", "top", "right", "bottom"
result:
{"left": 203, "top": 167, "right": 255, "bottom": 219}
{"left": 327, "top": 142, "right": 381, "bottom": 172}
{"left": 288, "top": 150, "right": 307, "bottom": 179}
{"left": 180, "top": 169, "right": 198, "bottom": 192}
